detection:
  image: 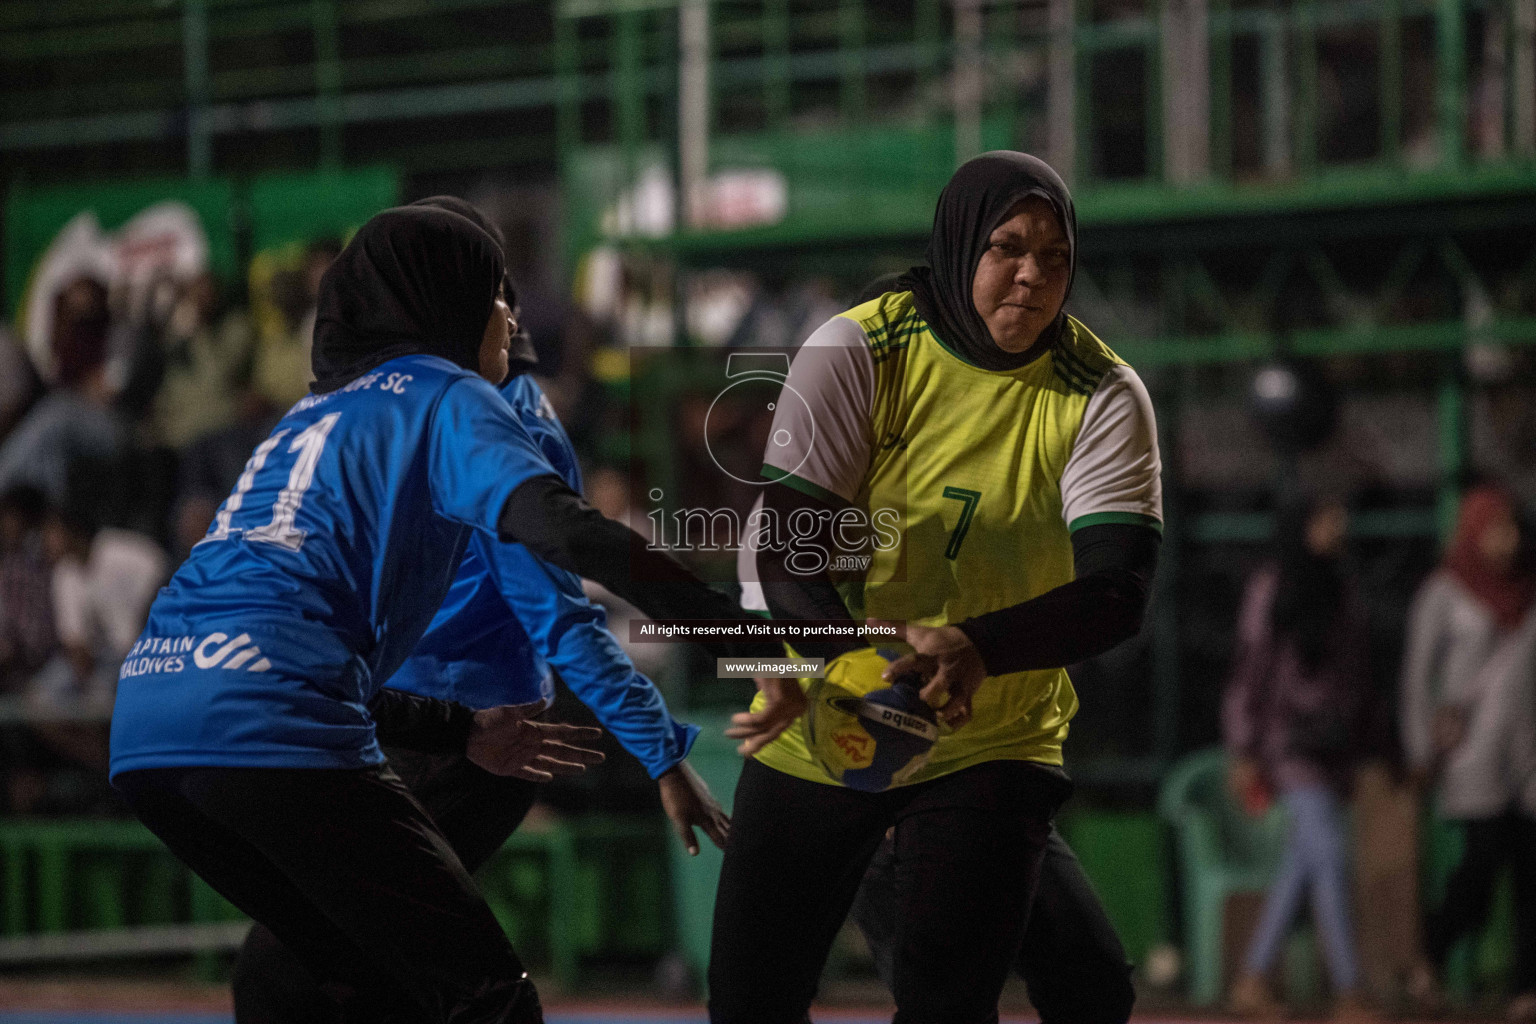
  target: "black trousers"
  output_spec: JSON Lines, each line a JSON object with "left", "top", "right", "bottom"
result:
{"left": 113, "top": 762, "right": 542, "bottom": 1024}
{"left": 229, "top": 748, "right": 542, "bottom": 1024}
{"left": 851, "top": 825, "right": 1135, "bottom": 1024}
{"left": 708, "top": 758, "right": 1071, "bottom": 1024}
{"left": 1425, "top": 811, "right": 1536, "bottom": 992}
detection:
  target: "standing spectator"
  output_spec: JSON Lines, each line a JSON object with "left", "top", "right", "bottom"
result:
{"left": 1402, "top": 484, "right": 1536, "bottom": 1022}
{"left": 0, "top": 278, "right": 126, "bottom": 509}
{"left": 1224, "top": 497, "right": 1376, "bottom": 1021}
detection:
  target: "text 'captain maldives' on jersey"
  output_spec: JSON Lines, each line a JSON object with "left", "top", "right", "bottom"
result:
{"left": 109, "top": 354, "right": 554, "bottom": 777}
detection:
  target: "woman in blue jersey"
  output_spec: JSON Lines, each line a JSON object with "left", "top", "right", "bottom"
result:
{"left": 110, "top": 206, "right": 776, "bottom": 1024}
{"left": 229, "top": 197, "right": 731, "bottom": 1024}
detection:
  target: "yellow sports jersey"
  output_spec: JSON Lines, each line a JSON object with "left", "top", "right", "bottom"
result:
{"left": 748, "top": 290, "right": 1162, "bottom": 786}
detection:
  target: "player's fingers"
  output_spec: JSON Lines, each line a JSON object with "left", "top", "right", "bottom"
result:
{"left": 703, "top": 809, "right": 730, "bottom": 850}
{"left": 936, "top": 693, "right": 965, "bottom": 723}
{"left": 532, "top": 754, "right": 591, "bottom": 777}
{"left": 537, "top": 722, "right": 604, "bottom": 743}
{"left": 753, "top": 714, "right": 794, "bottom": 741}
{"left": 882, "top": 652, "right": 925, "bottom": 682}
{"left": 540, "top": 740, "right": 606, "bottom": 765}
{"left": 724, "top": 710, "right": 771, "bottom": 736}
{"left": 734, "top": 727, "right": 781, "bottom": 756}
{"left": 918, "top": 675, "right": 951, "bottom": 708}
{"left": 724, "top": 725, "right": 783, "bottom": 749}
{"left": 673, "top": 817, "right": 699, "bottom": 856}
{"left": 509, "top": 765, "right": 554, "bottom": 783}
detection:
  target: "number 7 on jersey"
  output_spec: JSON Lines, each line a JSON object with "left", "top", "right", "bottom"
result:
{"left": 941, "top": 486, "right": 982, "bottom": 560}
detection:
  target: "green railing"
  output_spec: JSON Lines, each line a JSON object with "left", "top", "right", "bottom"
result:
{"left": 5, "top": 1, "right": 1532, "bottom": 193}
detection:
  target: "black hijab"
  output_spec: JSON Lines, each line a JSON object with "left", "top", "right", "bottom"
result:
{"left": 310, "top": 205, "right": 504, "bottom": 393}
{"left": 897, "top": 151, "right": 1077, "bottom": 371}
{"left": 409, "top": 195, "right": 539, "bottom": 377}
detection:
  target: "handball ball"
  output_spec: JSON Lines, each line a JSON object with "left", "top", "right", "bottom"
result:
{"left": 805, "top": 647, "right": 939, "bottom": 792}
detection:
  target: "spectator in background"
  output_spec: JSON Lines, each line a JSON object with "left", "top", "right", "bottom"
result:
{"left": 1224, "top": 496, "right": 1376, "bottom": 1021}
{"left": 252, "top": 239, "right": 341, "bottom": 413}
{"left": 168, "top": 409, "right": 283, "bottom": 562}
{"left": 33, "top": 502, "right": 166, "bottom": 707}
{"left": 146, "top": 271, "right": 256, "bottom": 450}
{"left": 577, "top": 463, "right": 672, "bottom": 687}
{"left": 0, "top": 499, "right": 162, "bottom": 813}
{"left": 1401, "top": 484, "right": 1536, "bottom": 1021}
{"left": 0, "top": 325, "right": 40, "bottom": 440}
{"left": 0, "top": 278, "right": 126, "bottom": 509}
{"left": 0, "top": 486, "right": 55, "bottom": 694}
{"left": 581, "top": 463, "right": 675, "bottom": 685}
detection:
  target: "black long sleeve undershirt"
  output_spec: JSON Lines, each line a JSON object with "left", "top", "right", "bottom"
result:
{"left": 496, "top": 473, "right": 781, "bottom": 659}
{"left": 368, "top": 687, "right": 475, "bottom": 754}
{"left": 757, "top": 483, "right": 872, "bottom": 662}
{"left": 955, "top": 523, "right": 1160, "bottom": 675}
{"left": 755, "top": 481, "right": 1159, "bottom": 672}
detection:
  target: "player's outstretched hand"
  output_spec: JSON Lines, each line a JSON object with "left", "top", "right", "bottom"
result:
{"left": 872, "top": 621, "right": 987, "bottom": 729}
{"left": 725, "top": 677, "right": 808, "bottom": 757}
{"left": 467, "top": 702, "right": 606, "bottom": 782}
{"left": 658, "top": 760, "right": 730, "bottom": 856}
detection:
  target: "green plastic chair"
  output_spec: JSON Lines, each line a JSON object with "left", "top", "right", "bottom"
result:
{"left": 1157, "top": 747, "right": 1288, "bottom": 1006}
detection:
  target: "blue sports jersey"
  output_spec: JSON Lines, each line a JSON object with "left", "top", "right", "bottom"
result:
{"left": 109, "top": 355, "right": 553, "bottom": 778}
{"left": 388, "top": 375, "right": 697, "bottom": 780}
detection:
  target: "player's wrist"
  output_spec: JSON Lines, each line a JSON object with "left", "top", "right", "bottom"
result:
{"left": 952, "top": 617, "right": 1004, "bottom": 677}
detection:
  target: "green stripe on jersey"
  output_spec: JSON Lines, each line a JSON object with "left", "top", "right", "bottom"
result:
{"left": 1067, "top": 511, "right": 1163, "bottom": 533}
{"left": 865, "top": 311, "right": 917, "bottom": 344}
{"left": 761, "top": 465, "right": 844, "bottom": 505}
{"left": 1050, "top": 344, "right": 1105, "bottom": 395}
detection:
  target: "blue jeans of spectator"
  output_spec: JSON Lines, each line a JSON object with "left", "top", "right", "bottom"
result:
{"left": 1242, "top": 783, "right": 1360, "bottom": 992}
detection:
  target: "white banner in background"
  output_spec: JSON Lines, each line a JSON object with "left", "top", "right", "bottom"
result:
{"left": 22, "top": 201, "right": 208, "bottom": 382}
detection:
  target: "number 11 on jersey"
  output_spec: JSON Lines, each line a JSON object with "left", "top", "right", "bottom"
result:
{"left": 201, "top": 413, "right": 342, "bottom": 551}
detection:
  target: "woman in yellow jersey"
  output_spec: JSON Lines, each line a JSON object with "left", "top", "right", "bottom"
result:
{"left": 716, "top": 152, "right": 1163, "bottom": 1024}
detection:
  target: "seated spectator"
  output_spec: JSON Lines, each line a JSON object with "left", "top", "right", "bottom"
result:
{"left": 170, "top": 409, "right": 282, "bottom": 561}
{"left": 251, "top": 239, "right": 340, "bottom": 413}
{"left": 32, "top": 504, "right": 167, "bottom": 707}
{"left": 1, "top": 497, "right": 162, "bottom": 814}
{"left": 0, "top": 278, "right": 126, "bottom": 506}
{"left": 0, "top": 324, "right": 40, "bottom": 440}
{"left": 0, "top": 486, "right": 55, "bottom": 693}
{"left": 147, "top": 272, "right": 257, "bottom": 450}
